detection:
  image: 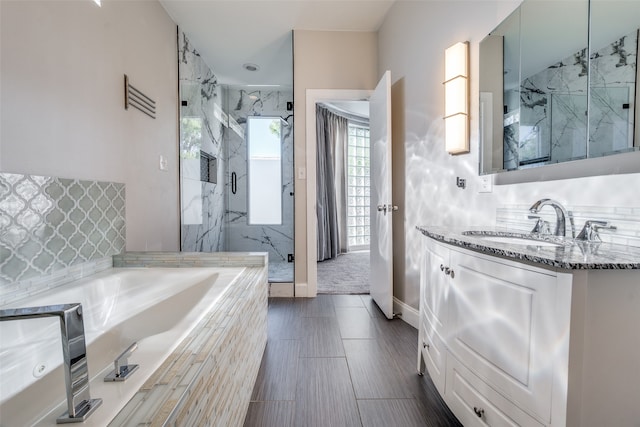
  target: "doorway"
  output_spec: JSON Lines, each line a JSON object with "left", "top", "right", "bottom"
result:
{"left": 304, "top": 73, "right": 393, "bottom": 318}
{"left": 315, "top": 101, "right": 371, "bottom": 294}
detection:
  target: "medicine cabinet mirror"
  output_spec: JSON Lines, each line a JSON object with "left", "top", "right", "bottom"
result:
{"left": 479, "top": 0, "right": 640, "bottom": 177}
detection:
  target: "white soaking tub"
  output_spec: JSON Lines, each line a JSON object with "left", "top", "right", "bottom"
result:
{"left": 0, "top": 267, "right": 245, "bottom": 426}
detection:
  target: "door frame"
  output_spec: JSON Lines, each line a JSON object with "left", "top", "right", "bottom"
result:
{"left": 302, "top": 89, "right": 372, "bottom": 298}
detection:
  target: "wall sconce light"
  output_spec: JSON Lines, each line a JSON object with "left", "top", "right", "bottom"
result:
{"left": 444, "top": 41, "right": 469, "bottom": 154}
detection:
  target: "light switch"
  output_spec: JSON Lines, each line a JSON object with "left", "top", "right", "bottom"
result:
{"left": 297, "top": 167, "right": 306, "bottom": 180}
{"left": 159, "top": 155, "right": 168, "bottom": 171}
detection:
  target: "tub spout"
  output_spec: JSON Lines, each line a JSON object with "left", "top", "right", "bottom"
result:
{"left": 0, "top": 303, "right": 102, "bottom": 424}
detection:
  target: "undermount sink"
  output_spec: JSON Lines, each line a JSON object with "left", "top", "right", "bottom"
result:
{"left": 462, "top": 231, "right": 566, "bottom": 247}
{"left": 476, "top": 235, "right": 563, "bottom": 247}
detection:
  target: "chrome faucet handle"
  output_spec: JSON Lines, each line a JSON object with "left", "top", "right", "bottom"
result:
{"left": 576, "top": 220, "right": 617, "bottom": 242}
{"left": 104, "top": 342, "right": 139, "bottom": 382}
{"left": 528, "top": 214, "right": 551, "bottom": 235}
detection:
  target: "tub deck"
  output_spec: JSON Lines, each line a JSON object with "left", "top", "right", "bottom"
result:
{"left": 0, "top": 252, "right": 268, "bottom": 427}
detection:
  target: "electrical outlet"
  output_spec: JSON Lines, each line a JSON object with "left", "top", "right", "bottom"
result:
{"left": 479, "top": 175, "right": 493, "bottom": 193}
{"left": 456, "top": 177, "right": 466, "bottom": 189}
{"left": 287, "top": 254, "right": 294, "bottom": 262}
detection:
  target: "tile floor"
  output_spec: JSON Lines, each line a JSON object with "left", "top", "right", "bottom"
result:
{"left": 243, "top": 295, "right": 462, "bottom": 427}
{"left": 268, "top": 261, "right": 294, "bottom": 283}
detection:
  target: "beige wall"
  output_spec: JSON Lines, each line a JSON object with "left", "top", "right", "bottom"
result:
{"left": 292, "top": 30, "right": 378, "bottom": 293}
{"left": 0, "top": 0, "right": 179, "bottom": 252}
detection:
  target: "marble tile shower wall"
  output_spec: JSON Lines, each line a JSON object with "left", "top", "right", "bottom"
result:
{"left": 179, "top": 30, "right": 226, "bottom": 252}
{"left": 496, "top": 204, "right": 640, "bottom": 248}
{"left": 0, "top": 173, "right": 125, "bottom": 304}
{"left": 505, "top": 30, "right": 637, "bottom": 169}
{"left": 225, "top": 88, "right": 294, "bottom": 264}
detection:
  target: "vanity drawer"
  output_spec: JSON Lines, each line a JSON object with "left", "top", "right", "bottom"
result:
{"left": 420, "top": 315, "right": 446, "bottom": 395}
{"left": 445, "top": 356, "right": 545, "bottom": 427}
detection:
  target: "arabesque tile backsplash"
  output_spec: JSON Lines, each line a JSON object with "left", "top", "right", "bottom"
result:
{"left": 0, "top": 173, "right": 125, "bottom": 298}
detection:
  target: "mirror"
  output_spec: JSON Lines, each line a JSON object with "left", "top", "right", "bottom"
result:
{"left": 480, "top": 0, "right": 639, "bottom": 176}
{"left": 589, "top": 0, "right": 639, "bottom": 158}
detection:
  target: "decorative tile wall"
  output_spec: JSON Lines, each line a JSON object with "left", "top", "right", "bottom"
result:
{"left": 505, "top": 29, "right": 637, "bottom": 169}
{"left": 0, "top": 172, "right": 125, "bottom": 292}
{"left": 225, "top": 89, "right": 294, "bottom": 265}
{"left": 179, "top": 30, "right": 226, "bottom": 252}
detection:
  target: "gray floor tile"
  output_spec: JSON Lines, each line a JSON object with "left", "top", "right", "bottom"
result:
{"left": 358, "top": 399, "right": 428, "bottom": 427}
{"left": 251, "top": 340, "right": 300, "bottom": 401}
{"left": 300, "top": 294, "right": 335, "bottom": 317}
{"left": 360, "top": 294, "right": 386, "bottom": 318}
{"left": 267, "top": 298, "right": 303, "bottom": 339}
{"left": 243, "top": 401, "right": 295, "bottom": 427}
{"left": 295, "top": 357, "right": 362, "bottom": 427}
{"left": 344, "top": 339, "right": 413, "bottom": 399}
{"left": 336, "top": 307, "right": 380, "bottom": 339}
{"left": 300, "top": 317, "right": 345, "bottom": 357}
{"left": 332, "top": 294, "right": 366, "bottom": 307}
{"left": 248, "top": 296, "right": 460, "bottom": 426}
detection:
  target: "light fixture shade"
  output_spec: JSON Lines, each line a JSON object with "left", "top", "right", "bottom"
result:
{"left": 445, "top": 76, "right": 468, "bottom": 117}
{"left": 445, "top": 113, "right": 469, "bottom": 154}
{"left": 445, "top": 42, "right": 469, "bottom": 81}
{"left": 444, "top": 41, "right": 470, "bottom": 154}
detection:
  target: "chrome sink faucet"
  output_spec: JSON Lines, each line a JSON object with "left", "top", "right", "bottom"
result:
{"left": 529, "top": 198, "right": 575, "bottom": 238}
{"left": 0, "top": 303, "right": 102, "bottom": 423}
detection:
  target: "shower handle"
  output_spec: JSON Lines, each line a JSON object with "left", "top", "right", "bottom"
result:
{"left": 231, "top": 172, "right": 237, "bottom": 194}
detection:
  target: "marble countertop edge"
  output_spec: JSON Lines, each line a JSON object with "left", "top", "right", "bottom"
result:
{"left": 417, "top": 226, "right": 640, "bottom": 270}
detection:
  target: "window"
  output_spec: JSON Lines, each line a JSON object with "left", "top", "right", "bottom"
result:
{"left": 347, "top": 123, "right": 370, "bottom": 249}
{"left": 200, "top": 151, "right": 217, "bottom": 184}
{"left": 247, "top": 117, "right": 283, "bottom": 225}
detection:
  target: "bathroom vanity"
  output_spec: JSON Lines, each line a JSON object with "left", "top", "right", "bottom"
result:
{"left": 417, "top": 226, "right": 640, "bottom": 427}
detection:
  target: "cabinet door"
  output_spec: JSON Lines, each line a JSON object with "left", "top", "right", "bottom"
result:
{"left": 447, "top": 249, "right": 558, "bottom": 423}
{"left": 420, "top": 314, "right": 447, "bottom": 394}
{"left": 422, "top": 239, "right": 450, "bottom": 333}
{"left": 419, "top": 239, "right": 450, "bottom": 394}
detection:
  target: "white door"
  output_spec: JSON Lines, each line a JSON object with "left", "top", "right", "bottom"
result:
{"left": 369, "top": 71, "right": 394, "bottom": 319}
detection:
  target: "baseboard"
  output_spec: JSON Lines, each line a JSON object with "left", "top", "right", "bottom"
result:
{"left": 269, "top": 282, "right": 294, "bottom": 297}
{"left": 393, "top": 297, "right": 419, "bottom": 329}
{"left": 294, "top": 281, "right": 308, "bottom": 298}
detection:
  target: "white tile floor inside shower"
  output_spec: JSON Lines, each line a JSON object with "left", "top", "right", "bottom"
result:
{"left": 269, "top": 261, "right": 294, "bottom": 283}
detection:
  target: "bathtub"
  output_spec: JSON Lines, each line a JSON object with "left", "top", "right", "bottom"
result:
{"left": 0, "top": 266, "right": 246, "bottom": 426}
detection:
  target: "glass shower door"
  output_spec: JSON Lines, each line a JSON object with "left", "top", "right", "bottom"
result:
{"left": 223, "top": 87, "right": 294, "bottom": 283}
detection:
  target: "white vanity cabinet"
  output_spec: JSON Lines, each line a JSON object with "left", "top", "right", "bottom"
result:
{"left": 418, "top": 237, "right": 640, "bottom": 427}
{"left": 418, "top": 237, "right": 451, "bottom": 394}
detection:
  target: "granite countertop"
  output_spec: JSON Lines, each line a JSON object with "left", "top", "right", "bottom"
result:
{"left": 417, "top": 226, "right": 640, "bottom": 270}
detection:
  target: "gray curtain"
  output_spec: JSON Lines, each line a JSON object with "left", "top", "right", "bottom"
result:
{"left": 316, "top": 105, "right": 348, "bottom": 261}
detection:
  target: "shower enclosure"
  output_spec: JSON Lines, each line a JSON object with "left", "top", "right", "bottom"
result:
{"left": 222, "top": 88, "right": 294, "bottom": 283}
{"left": 177, "top": 30, "right": 294, "bottom": 284}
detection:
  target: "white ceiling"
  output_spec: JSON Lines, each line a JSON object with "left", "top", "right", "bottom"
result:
{"left": 159, "top": 0, "right": 396, "bottom": 86}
